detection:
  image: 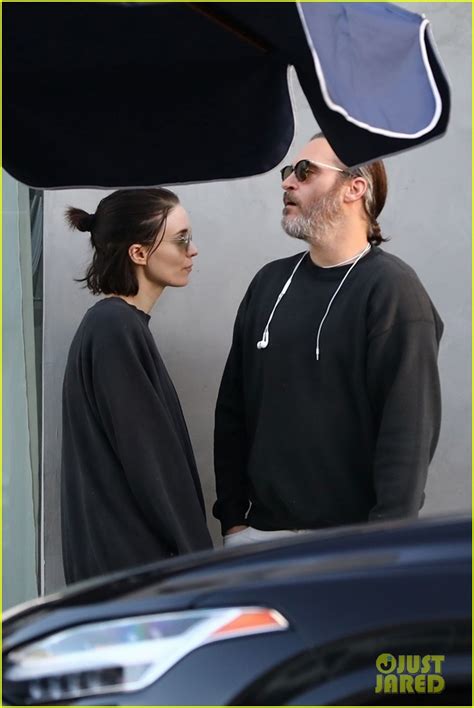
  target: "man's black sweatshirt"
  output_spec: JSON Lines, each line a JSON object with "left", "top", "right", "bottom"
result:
{"left": 62, "top": 297, "right": 212, "bottom": 584}
{"left": 213, "top": 248, "right": 443, "bottom": 534}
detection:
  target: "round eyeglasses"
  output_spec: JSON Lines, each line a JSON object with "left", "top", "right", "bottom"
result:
{"left": 280, "top": 159, "right": 348, "bottom": 183}
{"left": 171, "top": 231, "right": 193, "bottom": 251}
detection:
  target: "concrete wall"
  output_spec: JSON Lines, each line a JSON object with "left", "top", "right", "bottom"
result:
{"left": 43, "top": 2, "right": 471, "bottom": 592}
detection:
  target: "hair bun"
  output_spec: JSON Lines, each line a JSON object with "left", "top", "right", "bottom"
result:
{"left": 65, "top": 206, "right": 95, "bottom": 232}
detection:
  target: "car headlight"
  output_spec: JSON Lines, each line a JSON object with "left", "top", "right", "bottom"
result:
{"left": 3, "top": 606, "right": 288, "bottom": 704}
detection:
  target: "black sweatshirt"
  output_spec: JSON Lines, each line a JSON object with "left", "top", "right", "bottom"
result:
{"left": 213, "top": 248, "right": 443, "bottom": 534}
{"left": 61, "top": 297, "right": 212, "bottom": 584}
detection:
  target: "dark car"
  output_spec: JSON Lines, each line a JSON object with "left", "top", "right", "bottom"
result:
{"left": 3, "top": 516, "right": 471, "bottom": 706}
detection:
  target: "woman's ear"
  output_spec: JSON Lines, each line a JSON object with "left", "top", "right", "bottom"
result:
{"left": 128, "top": 243, "right": 149, "bottom": 265}
{"left": 343, "top": 176, "right": 367, "bottom": 203}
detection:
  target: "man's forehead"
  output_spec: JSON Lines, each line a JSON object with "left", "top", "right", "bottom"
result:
{"left": 293, "top": 137, "right": 339, "bottom": 165}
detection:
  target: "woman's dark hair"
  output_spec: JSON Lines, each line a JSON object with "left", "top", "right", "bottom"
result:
{"left": 66, "top": 188, "right": 179, "bottom": 295}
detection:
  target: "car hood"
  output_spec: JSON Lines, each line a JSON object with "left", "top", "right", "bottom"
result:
{"left": 4, "top": 515, "right": 470, "bottom": 650}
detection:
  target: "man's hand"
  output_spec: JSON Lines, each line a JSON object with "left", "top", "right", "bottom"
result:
{"left": 225, "top": 525, "right": 248, "bottom": 536}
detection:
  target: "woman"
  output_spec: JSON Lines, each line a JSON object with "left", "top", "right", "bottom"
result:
{"left": 61, "top": 188, "right": 212, "bottom": 585}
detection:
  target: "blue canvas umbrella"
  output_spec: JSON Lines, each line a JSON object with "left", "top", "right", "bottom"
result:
{"left": 3, "top": 2, "right": 449, "bottom": 188}
{"left": 296, "top": 2, "right": 449, "bottom": 163}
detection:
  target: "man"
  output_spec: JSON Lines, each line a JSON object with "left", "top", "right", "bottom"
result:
{"left": 213, "top": 134, "right": 443, "bottom": 546}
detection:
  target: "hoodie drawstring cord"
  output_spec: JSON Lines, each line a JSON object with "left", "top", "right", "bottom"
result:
{"left": 257, "top": 244, "right": 371, "bottom": 359}
{"left": 256, "top": 254, "right": 307, "bottom": 350}
{"left": 315, "top": 244, "right": 371, "bottom": 360}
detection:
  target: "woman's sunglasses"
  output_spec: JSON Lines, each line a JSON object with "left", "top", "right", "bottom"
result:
{"left": 172, "top": 231, "right": 194, "bottom": 251}
{"left": 280, "top": 159, "right": 348, "bottom": 183}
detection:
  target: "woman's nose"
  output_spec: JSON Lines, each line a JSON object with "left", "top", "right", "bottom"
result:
{"left": 188, "top": 241, "right": 198, "bottom": 257}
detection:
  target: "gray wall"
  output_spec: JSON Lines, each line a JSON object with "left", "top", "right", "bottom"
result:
{"left": 43, "top": 2, "right": 471, "bottom": 592}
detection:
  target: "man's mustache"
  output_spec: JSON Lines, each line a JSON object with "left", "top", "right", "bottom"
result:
{"left": 283, "top": 193, "right": 300, "bottom": 207}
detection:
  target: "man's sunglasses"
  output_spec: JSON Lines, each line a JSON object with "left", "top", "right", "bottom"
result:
{"left": 280, "top": 159, "right": 349, "bottom": 183}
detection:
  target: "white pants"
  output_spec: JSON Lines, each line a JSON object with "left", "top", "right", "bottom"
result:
{"left": 223, "top": 526, "right": 311, "bottom": 547}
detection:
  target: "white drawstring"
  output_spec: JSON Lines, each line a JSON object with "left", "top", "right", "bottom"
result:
{"left": 256, "top": 245, "right": 371, "bottom": 359}
{"left": 315, "top": 244, "right": 371, "bottom": 360}
{"left": 256, "top": 254, "right": 306, "bottom": 350}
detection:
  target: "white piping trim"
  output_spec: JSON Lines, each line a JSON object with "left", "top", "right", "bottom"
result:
{"left": 417, "top": 20, "right": 443, "bottom": 133}
{"left": 296, "top": 4, "right": 443, "bottom": 139}
{"left": 425, "top": 21, "right": 452, "bottom": 94}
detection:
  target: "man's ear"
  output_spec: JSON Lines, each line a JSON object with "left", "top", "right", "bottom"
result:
{"left": 128, "top": 243, "right": 149, "bottom": 265}
{"left": 343, "top": 176, "right": 367, "bottom": 203}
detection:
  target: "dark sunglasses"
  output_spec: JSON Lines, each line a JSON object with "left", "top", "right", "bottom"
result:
{"left": 280, "top": 159, "right": 347, "bottom": 183}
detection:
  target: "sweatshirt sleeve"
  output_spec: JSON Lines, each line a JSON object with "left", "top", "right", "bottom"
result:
{"left": 213, "top": 292, "right": 252, "bottom": 535}
{"left": 366, "top": 315, "right": 442, "bottom": 522}
{"left": 90, "top": 313, "right": 212, "bottom": 555}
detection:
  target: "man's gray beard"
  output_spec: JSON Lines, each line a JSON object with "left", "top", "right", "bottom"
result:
{"left": 282, "top": 189, "right": 344, "bottom": 245}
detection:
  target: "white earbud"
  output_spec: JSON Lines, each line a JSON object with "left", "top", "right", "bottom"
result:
{"left": 256, "top": 253, "right": 307, "bottom": 352}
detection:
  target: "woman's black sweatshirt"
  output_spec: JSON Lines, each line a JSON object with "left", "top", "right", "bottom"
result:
{"left": 61, "top": 297, "right": 212, "bottom": 584}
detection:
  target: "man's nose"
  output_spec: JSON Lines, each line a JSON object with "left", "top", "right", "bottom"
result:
{"left": 281, "top": 172, "right": 298, "bottom": 191}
